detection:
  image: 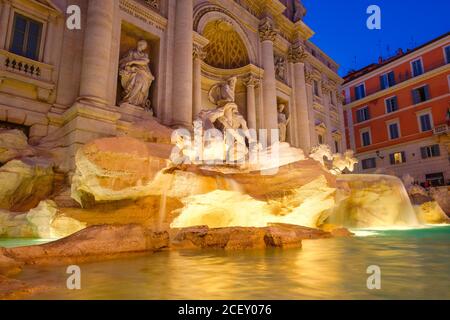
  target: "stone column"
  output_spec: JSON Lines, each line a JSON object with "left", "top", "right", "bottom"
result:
{"left": 0, "top": 1, "right": 11, "bottom": 50}
{"left": 78, "top": 0, "right": 116, "bottom": 106}
{"left": 337, "top": 93, "right": 347, "bottom": 152}
{"left": 192, "top": 44, "right": 206, "bottom": 120}
{"left": 43, "top": 16, "right": 55, "bottom": 64}
{"left": 259, "top": 19, "right": 278, "bottom": 142}
{"left": 322, "top": 83, "right": 333, "bottom": 146}
{"left": 288, "top": 44, "right": 311, "bottom": 153}
{"left": 172, "top": 0, "right": 194, "bottom": 128}
{"left": 243, "top": 74, "right": 260, "bottom": 130}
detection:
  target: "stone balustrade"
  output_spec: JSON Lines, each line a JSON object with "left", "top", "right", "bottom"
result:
{"left": 0, "top": 50, "right": 53, "bottom": 83}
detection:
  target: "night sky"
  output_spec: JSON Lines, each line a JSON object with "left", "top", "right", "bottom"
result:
{"left": 302, "top": 0, "right": 450, "bottom": 76}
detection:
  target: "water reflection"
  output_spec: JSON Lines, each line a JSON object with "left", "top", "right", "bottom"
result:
{"left": 15, "top": 226, "right": 450, "bottom": 300}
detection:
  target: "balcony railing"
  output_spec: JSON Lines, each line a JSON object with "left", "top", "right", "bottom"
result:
{"left": 433, "top": 124, "right": 449, "bottom": 135}
{"left": 0, "top": 49, "right": 53, "bottom": 83}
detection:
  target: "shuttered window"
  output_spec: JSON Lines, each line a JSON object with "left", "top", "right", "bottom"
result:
{"left": 420, "top": 145, "right": 440, "bottom": 159}
{"left": 412, "top": 85, "right": 430, "bottom": 104}
{"left": 411, "top": 59, "right": 424, "bottom": 77}
{"left": 390, "top": 152, "right": 406, "bottom": 165}
{"left": 386, "top": 96, "right": 398, "bottom": 113}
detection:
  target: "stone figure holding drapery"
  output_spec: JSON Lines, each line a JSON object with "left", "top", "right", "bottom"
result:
{"left": 119, "top": 40, "right": 155, "bottom": 111}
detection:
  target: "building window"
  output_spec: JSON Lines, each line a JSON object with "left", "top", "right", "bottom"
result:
{"left": 356, "top": 106, "right": 370, "bottom": 123}
{"left": 380, "top": 71, "right": 395, "bottom": 90}
{"left": 354, "top": 84, "right": 366, "bottom": 100}
{"left": 330, "top": 91, "right": 335, "bottom": 105}
{"left": 361, "top": 130, "right": 371, "bottom": 147}
{"left": 445, "top": 45, "right": 450, "bottom": 64}
{"left": 412, "top": 85, "right": 430, "bottom": 104}
{"left": 390, "top": 151, "right": 406, "bottom": 165}
{"left": 418, "top": 113, "right": 433, "bottom": 132}
{"left": 388, "top": 122, "right": 400, "bottom": 140}
{"left": 420, "top": 144, "right": 440, "bottom": 159}
{"left": 411, "top": 58, "right": 424, "bottom": 77}
{"left": 426, "top": 173, "right": 445, "bottom": 187}
{"left": 334, "top": 140, "right": 339, "bottom": 153}
{"left": 361, "top": 158, "right": 376, "bottom": 170}
{"left": 10, "top": 14, "right": 43, "bottom": 61}
{"left": 313, "top": 80, "right": 320, "bottom": 97}
{"left": 317, "top": 134, "right": 324, "bottom": 144}
{"left": 385, "top": 96, "right": 399, "bottom": 113}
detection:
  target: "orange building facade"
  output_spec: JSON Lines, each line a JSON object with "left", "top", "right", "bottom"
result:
{"left": 343, "top": 33, "right": 450, "bottom": 186}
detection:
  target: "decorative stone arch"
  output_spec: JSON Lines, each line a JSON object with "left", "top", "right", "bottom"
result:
{"left": 194, "top": 5, "right": 257, "bottom": 67}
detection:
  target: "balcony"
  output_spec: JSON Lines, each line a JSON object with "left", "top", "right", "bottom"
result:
{"left": 433, "top": 124, "right": 449, "bottom": 135}
{"left": 0, "top": 50, "right": 55, "bottom": 102}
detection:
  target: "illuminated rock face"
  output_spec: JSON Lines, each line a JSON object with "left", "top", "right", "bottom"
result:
{"left": 171, "top": 175, "right": 336, "bottom": 229}
{"left": 0, "top": 130, "right": 36, "bottom": 164}
{"left": 70, "top": 136, "right": 337, "bottom": 229}
{"left": 0, "top": 157, "right": 54, "bottom": 212}
{"left": 331, "top": 175, "right": 420, "bottom": 228}
{"left": 0, "top": 200, "right": 86, "bottom": 239}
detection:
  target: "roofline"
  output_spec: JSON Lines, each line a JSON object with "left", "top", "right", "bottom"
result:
{"left": 343, "top": 32, "right": 450, "bottom": 84}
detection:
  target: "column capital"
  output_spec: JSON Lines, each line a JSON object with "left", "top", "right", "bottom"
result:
{"left": 259, "top": 18, "right": 277, "bottom": 42}
{"left": 304, "top": 70, "right": 313, "bottom": 84}
{"left": 288, "top": 44, "right": 308, "bottom": 64}
{"left": 192, "top": 44, "right": 207, "bottom": 60}
{"left": 321, "top": 83, "right": 332, "bottom": 94}
{"left": 243, "top": 73, "right": 261, "bottom": 88}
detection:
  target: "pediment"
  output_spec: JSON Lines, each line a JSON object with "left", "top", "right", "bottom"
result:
{"left": 31, "top": 0, "right": 63, "bottom": 14}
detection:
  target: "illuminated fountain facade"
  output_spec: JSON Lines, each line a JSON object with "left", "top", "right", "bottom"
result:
{"left": 0, "top": 0, "right": 448, "bottom": 244}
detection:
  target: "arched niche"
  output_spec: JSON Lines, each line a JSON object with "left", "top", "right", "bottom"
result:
{"left": 195, "top": 7, "right": 257, "bottom": 67}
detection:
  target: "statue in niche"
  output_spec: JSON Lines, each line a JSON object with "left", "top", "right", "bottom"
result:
{"left": 200, "top": 76, "right": 254, "bottom": 145}
{"left": 119, "top": 39, "right": 155, "bottom": 112}
{"left": 194, "top": 76, "right": 258, "bottom": 163}
{"left": 293, "top": 0, "right": 307, "bottom": 22}
{"left": 275, "top": 57, "right": 286, "bottom": 81}
{"left": 277, "top": 103, "right": 290, "bottom": 142}
{"left": 208, "top": 76, "right": 237, "bottom": 107}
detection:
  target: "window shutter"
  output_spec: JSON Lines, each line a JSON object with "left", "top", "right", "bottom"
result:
{"left": 388, "top": 72, "right": 396, "bottom": 86}
{"left": 433, "top": 145, "right": 441, "bottom": 157}
{"left": 412, "top": 89, "right": 419, "bottom": 104}
{"left": 393, "top": 96, "right": 398, "bottom": 110}
{"left": 380, "top": 76, "right": 386, "bottom": 90}
{"left": 401, "top": 151, "right": 406, "bottom": 162}
{"left": 389, "top": 153, "right": 395, "bottom": 165}
{"left": 420, "top": 147, "right": 428, "bottom": 159}
{"left": 424, "top": 85, "right": 430, "bottom": 101}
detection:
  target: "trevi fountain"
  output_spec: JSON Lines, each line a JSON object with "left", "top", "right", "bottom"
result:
{"left": 0, "top": 40, "right": 449, "bottom": 300}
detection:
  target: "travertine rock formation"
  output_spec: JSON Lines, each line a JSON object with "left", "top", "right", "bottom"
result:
{"left": 0, "top": 157, "right": 54, "bottom": 212}
{"left": 0, "top": 200, "right": 86, "bottom": 238}
{"left": 0, "top": 129, "right": 36, "bottom": 164}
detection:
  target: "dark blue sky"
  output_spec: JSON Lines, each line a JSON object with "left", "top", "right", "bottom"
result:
{"left": 302, "top": 0, "right": 450, "bottom": 76}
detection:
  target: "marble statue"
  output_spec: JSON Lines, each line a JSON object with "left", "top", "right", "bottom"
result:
{"left": 275, "top": 57, "right": 286, "bottom": 80}
{"left": 208, "top": 76, "right": 237, "bottom": 107}
{"left": 277, "top": 104, "right": 290, "bottom": 142}
{"left": 192, "top": 76, "right": 258, "bottom": 163}
{"left": 119, "top": 40, "right": 155, "bottom": 111}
